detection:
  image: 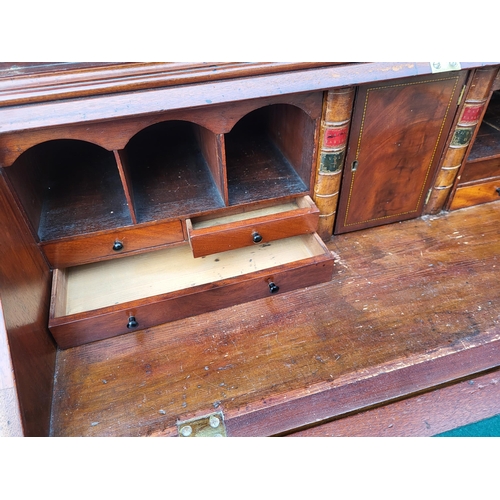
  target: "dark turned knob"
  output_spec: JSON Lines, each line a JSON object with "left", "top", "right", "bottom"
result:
{"left": 496, "top": 187, "right": 500, "bottom": 196}
{"left": 113, "top": 241, "right": 124, "bottom": 251}
{"left": 252, "top": 232, "right": 263, "bottom": 243}
{"left": 127, "top": 316, "right": 138, "bottom": 329}
{"left": 268, "top": 282, "right": 279, "bottom": 294}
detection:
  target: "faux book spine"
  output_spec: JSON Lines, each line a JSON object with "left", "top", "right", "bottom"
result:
{"left": 425, "top": 66, "right": 500, "bottom": 214}
{"left": 313, "top": 87, "right": 355, "bottom": 241}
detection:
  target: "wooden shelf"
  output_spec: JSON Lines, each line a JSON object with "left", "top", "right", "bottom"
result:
{"left": 6, "top": 140, "right": 132, "bottom": 241}
{"left": 467, "top": 90, "right": 500, "bottom": 163}
{"left": 225, "top": 105, "right": 313, "bottom": 205}
{"left": 125, "top": 121, "right": 225, "bottom": 222}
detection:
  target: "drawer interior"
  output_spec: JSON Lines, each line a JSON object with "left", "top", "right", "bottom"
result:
{"left": 52, "top": 233, "right": 329, "bottom": 318}
{"left": 191, "top": 200, "right": 300, "bottom": 230}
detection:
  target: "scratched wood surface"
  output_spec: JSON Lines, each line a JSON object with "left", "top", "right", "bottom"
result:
{"left": 288, "top": 368, "right": 500, "bottom": 436}
{"left": 50, "top": 201, "right": 500, "bottom": 436}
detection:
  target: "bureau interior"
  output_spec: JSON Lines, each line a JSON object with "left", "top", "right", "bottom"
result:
{"left": 225, "top": 104, "right": 316, "bottom": 206}
{"left": 463, "top": 89, "right": 500, "bottom": 179}
{"left": 5, "top": 139, "right": 133, "bottom": 241}
{"left": 449, "top": 89, "right": 500, "bottom": 211}
{"left": 52, "top": 233, "right": 327, "bottom": 318}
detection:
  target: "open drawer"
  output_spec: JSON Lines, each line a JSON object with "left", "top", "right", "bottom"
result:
{"left": 41, "top": 219, "right": 185, "bottom": 268}
{"left": 49, "top": 233, "right": 334, "bottom": 349}
{"left": 450, "top": 177, "right": 500, "bottom": 210}
{"left": 186, "top": 196, "right": 319, "bottom": 258}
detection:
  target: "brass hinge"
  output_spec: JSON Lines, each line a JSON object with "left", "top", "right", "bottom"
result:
{"left": 425, "top": 188, "right": 433, "bottom": 206}
{"left": 177, "top": 411, "right": 227, "bottom": 437}
{"left": 457, "top": 85, "right": 467, "bottom": 106}
{"left": 430, "top": 62, "right": 462, "bottom": 74}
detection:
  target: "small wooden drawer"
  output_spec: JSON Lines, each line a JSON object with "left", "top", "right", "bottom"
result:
{"left": 186, "top": 196, "right": 319, "bottom": 258}
{"left": 41, "top": 219, "right": 185, "bottom": 268}
{"left": 450, "top": 178, "right": 500, "bottom": 210}
{"left": 48, "top": 233, "right": 334, "bottom": 349}
{"left": 460, "top": 157, "right": 500, "bottom": 184}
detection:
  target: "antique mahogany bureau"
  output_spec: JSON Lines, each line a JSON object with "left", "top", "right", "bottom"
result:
{"left": 1, "top": 62, "right": 500, "bottom": 437}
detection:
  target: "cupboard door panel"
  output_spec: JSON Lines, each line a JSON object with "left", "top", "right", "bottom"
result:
{"left": 335, "top": 72, "right": 468, "bottom": 234}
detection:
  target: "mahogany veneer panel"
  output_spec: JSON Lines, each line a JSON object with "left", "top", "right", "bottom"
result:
{"left": 336, "top": 71, "right": 467, "bottom": 234}
{"left": 51, "top": 202, "right": 500, "bottom": 436}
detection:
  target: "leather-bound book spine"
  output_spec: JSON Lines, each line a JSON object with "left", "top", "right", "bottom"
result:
{"left": 313, "top": 87, "right": 355, "bottom": 241}
{"left": 425, "top": 66, "right": 500, "bottom": 214}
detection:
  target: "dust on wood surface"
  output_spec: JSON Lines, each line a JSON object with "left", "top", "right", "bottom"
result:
{"left": 51, "top": 202, "right": 500, "bottom": 436}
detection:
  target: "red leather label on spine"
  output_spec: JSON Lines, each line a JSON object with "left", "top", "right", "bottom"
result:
{"left": 460, "top": 103, "right": 484, "bottom": 125}
{"left": 323, "top": 125, "right": 349, "bottom": 148}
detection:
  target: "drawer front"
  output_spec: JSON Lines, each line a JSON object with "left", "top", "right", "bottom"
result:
{"left": 461, "top": 157, "right": 500, "bottom": 184}
{"left": 42, "top": 219, "right": 184, "bottom": 268}
{"left": 187, "top": 196, "right": 319, "bottom": 258}
{"left": 49, "top": 234, "right": 334, "bottom": 348}
{"left": 450, "top": 178, "right": 500, "bottom": 210}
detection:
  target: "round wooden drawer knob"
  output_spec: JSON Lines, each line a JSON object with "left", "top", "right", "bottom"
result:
{"left": 252, "top": 232, "right": 263, "bottom": 243}
{"left": 127, "top": 316, "right": 139, "bottom": 329}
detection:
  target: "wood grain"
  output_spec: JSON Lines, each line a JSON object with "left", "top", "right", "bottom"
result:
{"left": 50, "top": 201, "right": 500, "bottom": 436}
{"left": 48, "top": 235, "right": 334, "bottom": 348}
{"left": 0, "top": 173, "right": 55, "bottom": 436}
{"left": 225, "top": 105, "right": 313, "bottom": 205}
{"left": 5, "top": 140, "right": 133, "bottom": 241}
{"left": 187, "top": 197, "right": 319, "bottom": 257}
{"left": 0, "top": 92, "right": 323, "bottom": 168}
{"left": 466, "top": 122, "right": 500, "bottom": 163}
{"left": 460, "top": 156, "right": 500, "bottom": 184}
{"left": 288, "top": 368, "right": 500, "bottom": 436}
{"left": 449, "top": 179, "right": 500, "bottom": 209}
{"left": 0, "top": 63, "right": 491, "bottom": 135}
{"left": 125, "top": 121, "right": 225, "bottom": 223}
{"left": 336, "top": 72, "right": 467, "bottom": 233}
{"left": 0, "top": 62, "right": 344, "bottom": 107}
{"left": 41, "top": 219, "right": 184, "bottom": 268}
